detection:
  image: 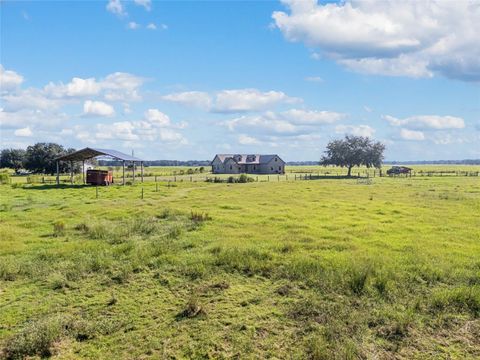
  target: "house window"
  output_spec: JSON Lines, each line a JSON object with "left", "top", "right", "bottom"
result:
{"left": 271, "top": 167, "right": 273, "bottom": 171}
{"left": 253, "top": 166, "right": 256, "bottom": 170}
{"left": 279, "top": 166, "right": 281, "bottom": 170}
{"left": 230, "top": 165, "right": 232, "bottom": 170}
{"left": 275, "top": 158, "right": 277, "bottom": 162}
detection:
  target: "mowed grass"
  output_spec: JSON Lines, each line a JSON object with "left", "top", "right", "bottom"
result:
{"left": 0, "top": 175, "right": 479, "bottom": 359}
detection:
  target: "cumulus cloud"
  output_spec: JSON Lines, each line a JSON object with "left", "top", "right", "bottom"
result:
{"left": 384, "top": 114, "right": 465, "bottom": 130}
{"left": 282, "top": 109, "right": 345, "bottom": 125}
{"left": 106, "top": 0, "right": 126, "bottom": 17}
{"left": 305, "top": 76, "right": 323, "bottom": 83}
{"left": 399, "top": 128, "right": 425, "bottom": 141}
{"left": 14, "top": 127, "right": 33, "bottom": 137}
{"left": 162, "top": 88, "right": 300, "bottom": 113}
{"left": 238, "top": 134, "right": 261, "bottom": 145}
{"left": 0, "top": 65, "right": 24, "bottom": 91}
{"left": 127, "top": 22, "right": 140, "bottom": 30}
{"left": 70, "top": 108, "right": 187, "bottom": 145}
{"left": 223, "top": 109, "right": 344, "bottom": 136}
{"left": 44, "top": 72, "right": 145, "bottom": 102}
{"left": 273, "top": 0, "right": 480, "bottom": 81}
{"left": 213, "top": 89, "right": 299, "bottom": 113}
{"left": 147, "top": 23, "right": 157, "bottom": 30}
{"left": 335, "top": 124, "right": 376, "bottom": 137}
{"left": 134, "top": 0, "right": 151, "bottom": 11}
{"left": 161, "top": 91, "right": 212, "bottom": 110}
{"left": 83, "top": 100, "right": 115, "bottom": 117}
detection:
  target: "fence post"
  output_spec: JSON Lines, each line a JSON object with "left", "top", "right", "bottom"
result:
{"left": 278, "top": 175, "right": 280, "bottom": 182}
{"left": 256, "top": 176, "right": 258, "bottom": 182}
{"left": 156, "top": 183, "right": 158, "bottom": 192}
{"left": 155, "top": 175, "right": 157, "bottom": 182}
{"left": 141, "top": 187, "right": 144, "bottom": 199}
{"left": 295, "top": 174, "right": 297, "bottom": 180}
{"left": 190, "top": 176, "right": 192, "bottom": 182}
{"left": 174, "top": 176, "right": 176, "bottom": 182}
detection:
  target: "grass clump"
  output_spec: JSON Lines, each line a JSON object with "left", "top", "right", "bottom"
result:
{"left": 430, "top": 286, "right": 480, "bottom": 316}
{"left": 52, "top": 220, "right": 66, "bottom": 237}
{"left": 177, "top": 297, "right": 206, "bottom": 319}
{"left": 3, "top": 316, "right": 65, "bottom": 359}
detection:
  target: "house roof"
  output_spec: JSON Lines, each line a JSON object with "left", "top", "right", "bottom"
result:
{"left": 55, "top": 147, "right": 143, "bottom": 162}
{"left": 213, "top": 154, "right": 282, "bottom": 165}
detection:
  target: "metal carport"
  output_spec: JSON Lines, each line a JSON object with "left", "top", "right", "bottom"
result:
{"left": 55, "top": 147, "right": 144, "bottom": 186}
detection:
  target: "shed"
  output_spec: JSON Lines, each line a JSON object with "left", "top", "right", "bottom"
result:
{"left": 55, "top": 147, "right": 144, "bottom": 186}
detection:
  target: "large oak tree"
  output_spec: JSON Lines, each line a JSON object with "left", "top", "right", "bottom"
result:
{"left": 321, "top": 135, "right": 385, "bottom": 177}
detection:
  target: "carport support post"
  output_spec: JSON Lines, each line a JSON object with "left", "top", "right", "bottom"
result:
{"left": 122, "top": 161, "right": 126, "bottom": 185}
{"left": 70, "top": 161, "right": 74, "bottom": 184}
{"left": 141, "top": 162, "right": 144, "bottom": 183}
{"left": 56, "top": 161, "right": 60, "bottom": 186}
{"left": 82, "top": 160, "right": 85, "bottom": 184}
{"left": 132, "top": 161, "right": 136, "bottom": 183}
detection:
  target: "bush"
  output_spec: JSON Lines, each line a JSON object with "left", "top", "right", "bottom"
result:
{"left": 0, "top": 172, "right": 11, "bottom": 184}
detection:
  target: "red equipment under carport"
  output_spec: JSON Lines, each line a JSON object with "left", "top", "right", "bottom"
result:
{"left": 86, "top": 170, "right": 113, "bottom": 185}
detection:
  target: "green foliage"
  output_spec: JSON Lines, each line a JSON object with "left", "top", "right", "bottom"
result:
{"left": 0, "top": 171, "right": 11, "bottom": 184}
{"left": 321, "top": 135, "right": 385, "bottom": 176}
{"left": 0, "top": 148, "right": 26, "bottom": 171}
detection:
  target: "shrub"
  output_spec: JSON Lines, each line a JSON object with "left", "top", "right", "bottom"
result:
{"left": 0, "top": 172, "right": 11, "bottom": 184}
{"left": 238, "top": 174, "right": 254, "bottom": 183}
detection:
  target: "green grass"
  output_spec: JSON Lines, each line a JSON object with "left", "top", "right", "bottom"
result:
{"left": 1, "top": 173, "right": 479, "bottom": 358}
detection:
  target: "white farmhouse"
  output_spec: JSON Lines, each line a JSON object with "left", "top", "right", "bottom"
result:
{"left": 211, "top": 154, "right": 285, "bottom": 174}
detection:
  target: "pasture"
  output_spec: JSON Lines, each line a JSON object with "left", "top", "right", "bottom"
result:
{"left": 1, "top": 170, "right": 479, "bottom": 358}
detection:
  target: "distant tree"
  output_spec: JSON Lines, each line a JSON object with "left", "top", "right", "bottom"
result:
{"left": 24, "top": 143, "right": 78, "bottom": 175}
{"left": 321, "top": 135, "right": 385, "bottom": 177}
{"left": 0, "top": 149, "right": 26, "bottom": 171}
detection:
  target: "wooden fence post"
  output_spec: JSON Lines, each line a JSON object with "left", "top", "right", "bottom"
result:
{"left": 141, "top": 187, "right": 144, "bottom": 199}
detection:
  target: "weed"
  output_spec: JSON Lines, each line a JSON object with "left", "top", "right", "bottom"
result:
{"left": 52, "top": 220, "right": 66, "bottom": 237}
{"left": 3, "top": 316, "right": 65, "bottom": 359}
{"left": 177, "top": 297, "right": 206, "bottom": 319}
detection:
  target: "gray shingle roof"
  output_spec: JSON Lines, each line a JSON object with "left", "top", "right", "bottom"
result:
{"left": 214, "top": 154, "right": 282, "bottom": 165}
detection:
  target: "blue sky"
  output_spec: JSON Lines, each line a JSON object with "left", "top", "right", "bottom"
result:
{"left": 1, "top": 0, "right": 479, "bottom": 161}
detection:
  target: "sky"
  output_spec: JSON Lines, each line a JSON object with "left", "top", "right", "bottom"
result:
{"left": 1, "top": 0, "right": 479, "bottom": 161}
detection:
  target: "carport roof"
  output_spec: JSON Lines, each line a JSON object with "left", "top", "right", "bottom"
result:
{"left": 55, "top": 147, "right": 143, "bottom": 162}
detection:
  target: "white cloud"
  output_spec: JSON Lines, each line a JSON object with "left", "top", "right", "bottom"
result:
{"left": 83, "top": 100, "right": 115, "bottom": 117}
{"left": 144, "top": 109, "right": 171, "bottom": 127}
{"left": 106, "top": 0, "right": 126, "bottom": 17}
{"left": 273, "top": 0, "right": 480, "bottom": 81}
{"left": 0, "top": 65, "right": 24, "bottom": 91}
{"left": 161, "top": 88, "right": 300, "bottom": 113}
{"left": 160, "top": 24, "right": 168, "bottom": 30}
{"left": 14, "top": 127, "right": 33, "bottom": 137}
{"left": 305, "top": 76, "right": 323, "bottom": 83}
{"left": 134, "top": 0, "right": 151, "bottom": 11}
{"left": 238, "top": 134, "right": 261, "bottom": 145}
{"left": 224, "top": 112, "right": 298, "bottom": 135}
{"left": 363, "top": 106, "right": 373, "bottom": 113}
{"left": 43, "top": 72, "right": 145, "bottom": 102}
{"left": 335, "top": 124, "right": 376, "bottom": 137}
{"left": 147, "top": 23, "right": 157, "bottom": 30}
{"left": 128, "top": 22, "right": 140, "bottom": 30}
{"left": 0, "top": 108, "right": 68, "bottom": 129}
{"left": 213, "top": 89, "right": 299, "bottom": 113}
{"left": 162, "top": 91, "right": 212, "bottom": 110}
{"left": 400, "top": 128, "right": 425, "bottom": 141}
{"left": 282, "top": 109, "right": 345, "bottom": 125}
{"left": 384, "top": 114, "right": 465, "bottom": 130}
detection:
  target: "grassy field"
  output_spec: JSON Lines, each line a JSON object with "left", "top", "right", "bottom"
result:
{"left": 1, "top": 172, "right": 479, "bottom": 358}
{"left": 6, "top": 164, "right": 480, "bottom": 185}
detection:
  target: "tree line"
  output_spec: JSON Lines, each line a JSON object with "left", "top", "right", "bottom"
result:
{"left": 0, "top": 143, "right": 79, "bottom": 175}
